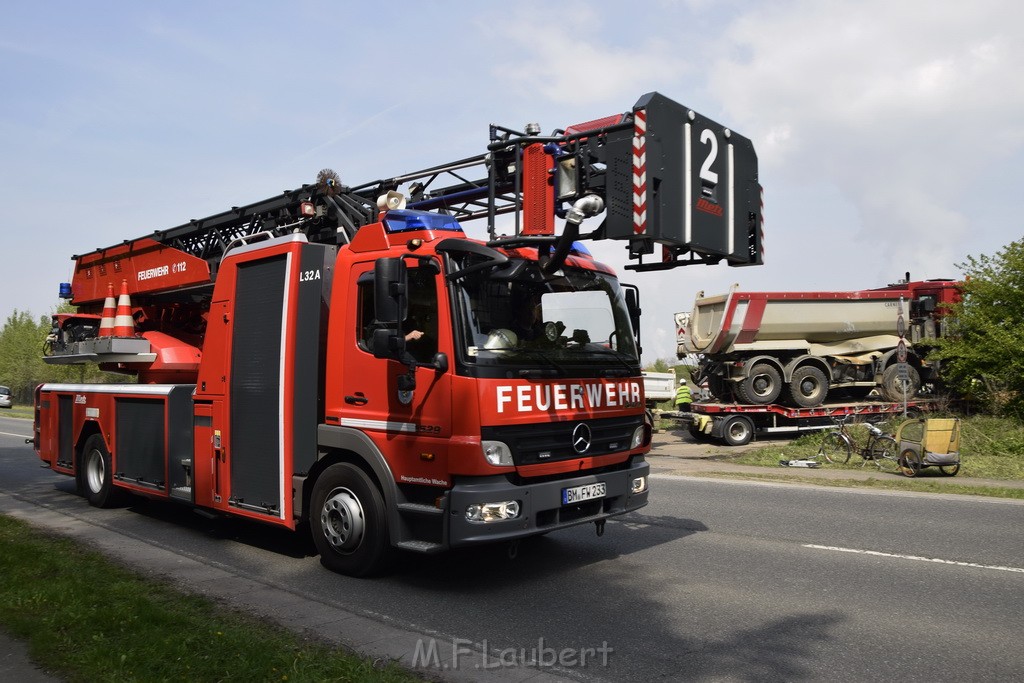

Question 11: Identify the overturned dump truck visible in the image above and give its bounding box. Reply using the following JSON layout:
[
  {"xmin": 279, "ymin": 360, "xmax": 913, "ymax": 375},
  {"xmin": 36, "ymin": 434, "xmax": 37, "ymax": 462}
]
[{"xmin": 677, "ymin": 277, "xmax": 961, "ymax": 407}]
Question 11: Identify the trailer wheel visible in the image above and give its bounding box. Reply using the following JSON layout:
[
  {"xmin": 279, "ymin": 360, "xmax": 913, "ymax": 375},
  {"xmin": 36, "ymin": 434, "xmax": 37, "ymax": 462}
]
[
  {"xmin": 721, "ymin": 415, "xmax": 754, "ymax": 446},
  {"xmin": 80, "ymin": 434, "xmax": 122, "ymax": 508},
  {"xmin": 737, "ymin": 363, "xmax": 782, "ymax": 404},
  {"xmin": 310, "ymin": 463, "xmax": 391, "ymax": 577},
  {"xmin": 898, "ymin": 449, "xmax": 922, "ymax": 477},
  {"xmin": 688, "ymin": 423, "xmax": 712, "ymax": 442},
  {"xmin": 787, "ymin": 366, "xmax": 829, "ymax": 407}
]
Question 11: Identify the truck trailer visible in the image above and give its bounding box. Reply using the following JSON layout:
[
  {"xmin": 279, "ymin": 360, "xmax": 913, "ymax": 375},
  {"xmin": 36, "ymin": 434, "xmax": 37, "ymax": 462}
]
[
  {"xmin": 32, "ymin": 92, "xmax": 762, "ymax": 576},
  {"xmin": 677, "ymin": 277, "xmax": 961, "ymax": 408}
]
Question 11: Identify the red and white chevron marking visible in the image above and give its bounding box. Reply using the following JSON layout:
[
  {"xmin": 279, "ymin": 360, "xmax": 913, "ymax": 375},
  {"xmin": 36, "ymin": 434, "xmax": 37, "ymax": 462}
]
[
  {"xmin": 632, "ymin": 109, "xmax": 647, "ymax": 234},
  {"xmin": 759, "ymin": 185, "xmax": 766, "ymax": 262}
]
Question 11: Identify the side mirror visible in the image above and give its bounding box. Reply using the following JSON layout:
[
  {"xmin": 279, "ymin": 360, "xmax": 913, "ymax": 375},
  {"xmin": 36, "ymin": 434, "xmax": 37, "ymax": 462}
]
[
  {"xmin": 374, "ymin": 257, "xmax": 407, "ymax": 324},
  {"xmin": 624, "ymin": 285, "xmax": 641, "ymax": 329},
  {"xmin": 623, "ymin": 284, "xmax": 642, "ymax": 354}
]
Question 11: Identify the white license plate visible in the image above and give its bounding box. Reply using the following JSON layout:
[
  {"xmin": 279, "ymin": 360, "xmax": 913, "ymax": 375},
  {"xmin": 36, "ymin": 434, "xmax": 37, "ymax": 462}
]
[{"xmin": 562, "ymin": 482, "xmax": 606, "ymax": 505}]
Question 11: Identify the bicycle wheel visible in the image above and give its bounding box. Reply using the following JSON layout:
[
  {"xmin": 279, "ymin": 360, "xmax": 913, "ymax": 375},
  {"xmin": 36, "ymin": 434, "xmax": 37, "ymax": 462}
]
[
  {"xmin": 820, "ymin": 432, "xmax": 852, "ymax": 464},
  {"xmin": 869, "ymin": 435, "xmax": 899, "ymax": 473}
]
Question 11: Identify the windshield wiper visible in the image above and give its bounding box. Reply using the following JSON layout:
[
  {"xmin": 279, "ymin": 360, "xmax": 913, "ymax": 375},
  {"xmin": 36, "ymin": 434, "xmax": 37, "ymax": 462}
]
[
  {"xmin": 515, "ymin": 347, "xmax": 568, "ymax": 378},
  {"xmin": 587, "ymin": 347, "xmax": 639, "ymax": 376}
]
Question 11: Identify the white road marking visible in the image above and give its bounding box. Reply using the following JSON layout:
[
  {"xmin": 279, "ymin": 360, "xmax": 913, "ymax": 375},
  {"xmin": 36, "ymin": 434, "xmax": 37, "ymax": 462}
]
[
  {"xmin": 803, "ymin": 544, "xmax": 1024, "ymax": 574},
  {"xmin": 0, "ymin": 431, "xmax": 31, "ymax": 439}
]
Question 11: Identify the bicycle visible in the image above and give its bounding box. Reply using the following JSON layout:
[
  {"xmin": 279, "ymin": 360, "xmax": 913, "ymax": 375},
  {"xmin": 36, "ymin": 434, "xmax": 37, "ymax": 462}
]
[{"xmin": 818, "ymin": 415, "xmax": 900, "ymax": 473}]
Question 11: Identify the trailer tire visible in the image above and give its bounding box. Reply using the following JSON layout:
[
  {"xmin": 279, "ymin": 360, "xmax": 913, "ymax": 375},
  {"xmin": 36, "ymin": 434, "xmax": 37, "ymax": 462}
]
[
  {"xmin": 786, "ymin": 366, "xmax": 829, "ymax": 407},
  {"xmin": 737, "ymin": 363, "xmax": 782, "ymax": 405},
  {"xmin": 310, "ymin": 463, "xmax": 391, "ymax": 577},
  {"xmin": 899, "ymin": 449, "xmax": 922, "ymax": 478},
  {"xmin": 880, "ymin": 364, "xmax": 921, "ymax": 402},
  {"xmin": 80, "ymin": 434, "xmax": 123, "ymax": 508},
  {"xmin": 721, "ymin": 415, "xmax": 754, "ymax": 446},
  {"xmin": 688, "ymin": 423, "xmax": 712, "ymax": 442}
]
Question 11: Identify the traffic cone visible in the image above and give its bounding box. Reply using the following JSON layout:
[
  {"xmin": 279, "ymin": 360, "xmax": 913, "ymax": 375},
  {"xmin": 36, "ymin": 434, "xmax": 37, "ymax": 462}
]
[
  {"xmin": 113, "ymin": 279, "xmax": 135, "ymax": 337},
  {"xmin": 98, "ymin": 283, "xmax": 116, "ymax": 337}
]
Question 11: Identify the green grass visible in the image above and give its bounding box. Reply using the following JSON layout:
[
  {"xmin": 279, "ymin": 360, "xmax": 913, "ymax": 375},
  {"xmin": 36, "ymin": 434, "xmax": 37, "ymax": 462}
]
[
  {"xmin": 1, "ymin": 405, "xmax": 33, "ymax": 420},
  {"xmin": 0, "ymin": 515, "xmax": 420, "ymax": 683}
]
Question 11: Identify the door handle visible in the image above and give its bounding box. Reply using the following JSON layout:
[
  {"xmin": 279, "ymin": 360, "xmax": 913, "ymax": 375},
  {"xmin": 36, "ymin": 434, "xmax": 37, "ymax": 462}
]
[{"xmin": 345, "ymin": 394, "xmax": 368, "ymax": 406}]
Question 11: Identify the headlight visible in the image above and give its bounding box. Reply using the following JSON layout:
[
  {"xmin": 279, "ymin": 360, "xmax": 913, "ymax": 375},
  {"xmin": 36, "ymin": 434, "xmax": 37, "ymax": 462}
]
[
  {"xmin": 631, "ymin": 476, "xmax": 648, "ymax": 494},
  {"xmin": 631, "ymin": 425, "xmax": 645, "ymax": 449},
  {"xmin": 481, "ymin": 440, "xmax": 513, "ymax": 467},
  {"xmin": 466, "ymin": 500, "xmax": 521, "ymax": 522}
]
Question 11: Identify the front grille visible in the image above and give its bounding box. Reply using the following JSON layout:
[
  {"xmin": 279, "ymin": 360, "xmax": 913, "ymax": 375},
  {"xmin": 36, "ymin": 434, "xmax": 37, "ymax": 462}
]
[{"xmin": 482, "ymin": 414, "xmax": 642, "ymax": 466}]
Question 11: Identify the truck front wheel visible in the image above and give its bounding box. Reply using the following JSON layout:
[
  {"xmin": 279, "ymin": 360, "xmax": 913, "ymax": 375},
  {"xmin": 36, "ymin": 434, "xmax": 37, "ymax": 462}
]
[
  {"xmin": 80, "ymin": 434, "xmax": 123, "ymax": 508},
  {"xmin": 786, "ymin": 366, "xmax": 829, "ymax": 407},
  {"xmin": 310, "ymin": 463, "xmax": 391, "ymax": 577}
]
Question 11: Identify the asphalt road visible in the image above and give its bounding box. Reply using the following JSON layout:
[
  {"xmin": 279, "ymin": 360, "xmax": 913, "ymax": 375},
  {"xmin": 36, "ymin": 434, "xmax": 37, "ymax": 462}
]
[{"xmin": 2, "ymin": 414, "xmax": 1023, "ymax": 682}]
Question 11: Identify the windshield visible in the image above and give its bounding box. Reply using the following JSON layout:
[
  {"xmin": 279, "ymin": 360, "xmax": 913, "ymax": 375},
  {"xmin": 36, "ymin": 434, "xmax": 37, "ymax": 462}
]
[{"xmin": 450, "ymin": 257, "xmax": 639, "ymax": 372}]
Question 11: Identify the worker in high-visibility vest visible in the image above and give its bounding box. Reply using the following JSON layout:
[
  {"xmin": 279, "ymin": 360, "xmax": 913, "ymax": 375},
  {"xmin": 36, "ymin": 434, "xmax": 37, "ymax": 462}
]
[{"xmin": 675, "ymin": 379, "xmax": 692, "ymax": 413}]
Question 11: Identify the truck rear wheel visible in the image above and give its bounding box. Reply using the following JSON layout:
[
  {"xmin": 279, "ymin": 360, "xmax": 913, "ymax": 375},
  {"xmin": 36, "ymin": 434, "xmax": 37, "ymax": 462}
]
[
  {"xmin": 737, "ymin": 363, "xmax": 782, "ymax": 404},
  {"xmin": 707, "ymin": 375, "xmax": 729, "ymax": 401},
  {"xmin": 721, "ymin": 415, "xmax": 754, "ymax": 446},
  {"xmin": 786, "ymin": 366, "xmax": 829, "ymax": 407},
  {"xmin": 310, "ymin": 463, "xmax": 391, "ymax": 577},
  {"xmin": 80, "ymin": 434, "xmax": 123, "ymax": 508},
  {"xmin": 880, "ymin": 364, "xmax": 920, "ymax": 402}
]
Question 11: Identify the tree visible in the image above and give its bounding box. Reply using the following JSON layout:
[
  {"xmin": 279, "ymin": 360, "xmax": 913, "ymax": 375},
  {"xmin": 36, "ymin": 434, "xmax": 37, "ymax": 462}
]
[
  {"xmin": 645, "ymin": 357, "xmax": 672, "ymax": 373},
  {"xmin": 0, "ymin": 304, "xmax": 125, "ymax": 403},
  {"xmin": 0, "ymin": 310, "xmax": 51, "ymax": 402},
  {"xmin": 929, "ymin": 238, "xmax": 1024, "ymax": 420}
]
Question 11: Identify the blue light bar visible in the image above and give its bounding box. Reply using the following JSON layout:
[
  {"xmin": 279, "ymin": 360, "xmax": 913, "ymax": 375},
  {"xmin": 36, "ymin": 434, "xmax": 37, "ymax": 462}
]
[
  {"xmin": 59, "ymin": 282, "xmax": 73, "ymax": 299},
  {"xmin": 382, "ymin": 209, "xmax": 464, "ymax": 234},
  {"xmin": 569, "ymin": 241, "xmax": 592, "ymax": 257}
]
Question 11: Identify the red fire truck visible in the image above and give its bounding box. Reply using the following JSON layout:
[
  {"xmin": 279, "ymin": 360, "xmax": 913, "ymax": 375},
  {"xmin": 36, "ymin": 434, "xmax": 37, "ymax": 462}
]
[{"xmin": 32, "ymin": 92, "xmax": 762, "ymax": 576}]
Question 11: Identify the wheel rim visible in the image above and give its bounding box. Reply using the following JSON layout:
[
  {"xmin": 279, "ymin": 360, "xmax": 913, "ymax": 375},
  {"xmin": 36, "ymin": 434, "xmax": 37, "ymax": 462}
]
[
  {"xmin": 821, "ymin": 433, "xmax": 850, "ymax": 464},
  {"xmin": 751, "ymin": 374, "xmax": 775, "ymax": 399},
  {"xmin": 86, "ymin": 448, "xmax": 105, "ymax": 494},
  {"xmin": 799, "ymin": 376, "xmax": 823, "ymax": 399},
  {"xmin": 320, "ymin": 487, "xmax": 365, "ymax": 553},
  {"xmin": 726, "ymin": 420, "xmax": 750, "ymax": 443},
  {"xmin": 899, "ymin": 450, "xmax": 920, "ymax": 477}
]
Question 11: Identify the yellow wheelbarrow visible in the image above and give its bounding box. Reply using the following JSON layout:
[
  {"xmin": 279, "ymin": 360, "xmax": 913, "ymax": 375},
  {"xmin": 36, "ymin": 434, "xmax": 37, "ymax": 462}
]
[{"xmin": 894, "ymin": 418, "xmax": 962, "ymax": 477}]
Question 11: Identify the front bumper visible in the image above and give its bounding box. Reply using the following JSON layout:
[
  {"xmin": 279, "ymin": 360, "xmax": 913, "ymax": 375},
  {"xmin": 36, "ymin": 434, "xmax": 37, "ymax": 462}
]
[{"xmin": 447, "ymin": 457, "xmax": 649, "ymax": 546}]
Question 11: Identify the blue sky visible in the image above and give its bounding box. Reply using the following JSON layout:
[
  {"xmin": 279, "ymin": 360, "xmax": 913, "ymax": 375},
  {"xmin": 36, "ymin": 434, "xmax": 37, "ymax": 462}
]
[{"xmin": 2, "ymin": 0, "xmax": 1021, "ymax": 363}]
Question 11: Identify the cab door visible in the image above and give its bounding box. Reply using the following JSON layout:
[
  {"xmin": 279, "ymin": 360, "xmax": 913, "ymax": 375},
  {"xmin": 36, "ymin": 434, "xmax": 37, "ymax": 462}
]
[{"xmin": 339, "ymin": 261, "xmax": 454, "ymax": 484}]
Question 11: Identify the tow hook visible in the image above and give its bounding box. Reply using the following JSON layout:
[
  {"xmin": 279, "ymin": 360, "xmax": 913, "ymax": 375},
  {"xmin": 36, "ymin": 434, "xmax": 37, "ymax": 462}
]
[
  {"xmin": 595, "ymin": 520, "xmax": 606, "ymax": 537},
  {"xmin": 507, "ymin": 539, "xmax": 520, "ymax": 560}
]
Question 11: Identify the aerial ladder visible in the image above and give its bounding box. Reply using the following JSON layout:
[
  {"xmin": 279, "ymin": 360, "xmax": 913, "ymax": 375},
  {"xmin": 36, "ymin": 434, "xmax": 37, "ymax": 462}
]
[{"xmin": 46, "ymin": 92, "xmax": 761, "ymax": 377}]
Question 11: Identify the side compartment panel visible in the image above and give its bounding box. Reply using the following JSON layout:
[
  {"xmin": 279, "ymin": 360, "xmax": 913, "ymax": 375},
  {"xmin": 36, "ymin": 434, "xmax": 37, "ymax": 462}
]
[
  {"xmin": 57, "ymin": 394, "xmax": 74, "ymax": 469},
  {"xmin": 229, "ymin": 256, "xmax": 286, "ymax": 514},
  {"xmin": 115, "ymin": 398, "xmax": 166, "ymax": 489}
]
